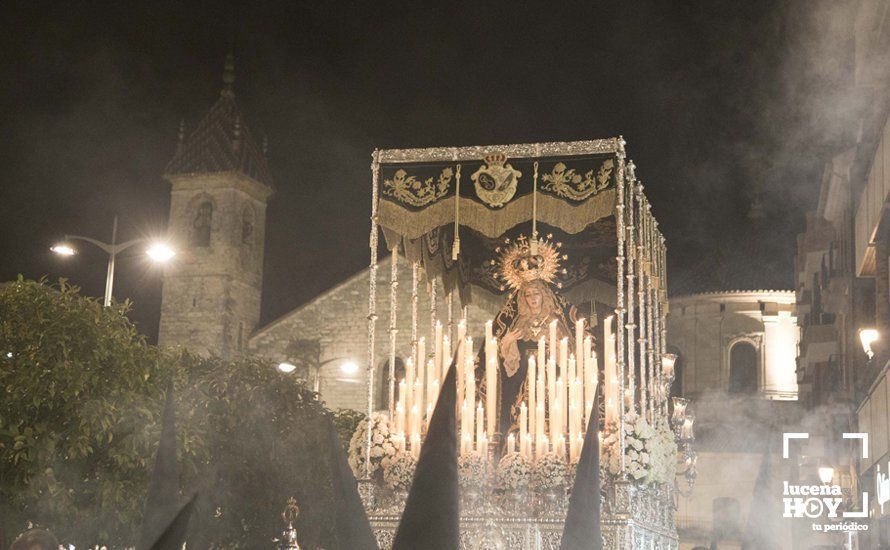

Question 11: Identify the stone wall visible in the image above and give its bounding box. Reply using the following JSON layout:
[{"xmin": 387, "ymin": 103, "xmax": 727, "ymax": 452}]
[
  {"xmin": 667, "ymin": 291, "xmax": 799, "ymax": 400},
  {"xmin": 159, "ymin": 172, "xmax": 270, "ymax": 359},
  {"xmin": 248, "ymin": 254, "xmax": 494, "ymax": 411}
]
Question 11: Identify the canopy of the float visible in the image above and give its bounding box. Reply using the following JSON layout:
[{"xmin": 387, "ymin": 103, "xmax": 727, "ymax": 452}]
[{"xmin": 375, "ymin": 139, "xmax": 624, "ymax": 309}]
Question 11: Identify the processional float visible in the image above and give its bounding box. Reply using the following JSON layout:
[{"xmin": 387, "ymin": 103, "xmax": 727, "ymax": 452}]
[{"xmin": 350, "ymin": 138, "xmax": 687, "ymax": 549}]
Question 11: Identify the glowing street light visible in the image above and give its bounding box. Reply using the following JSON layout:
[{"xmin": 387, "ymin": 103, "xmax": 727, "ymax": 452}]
[
  {"xmin": 146, "ymin": 242, "xmax": 176, "ymax": 263},
  {"xmin": 50, "ymin": 243, "xmax": 76, "ymax": 256},
  {"xmin": 340, "ymin": 361, "xmax": 359, "ymax": 375},
  {"xmin": 276, "ymin": 356, "xmax": 358, "ymax": 392},
  {"xmin": 52, "ymin": 215, "xmax": 175, "ymax": 306},
  {"xmin": 860, "ymin": 328, "xmax": 879, "ymax": 359},
  {"xmin": 277, "ymin": 362, "xmax": 297, "ymax": 374}
]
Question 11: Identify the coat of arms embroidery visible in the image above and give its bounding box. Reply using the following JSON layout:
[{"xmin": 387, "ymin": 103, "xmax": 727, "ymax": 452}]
[{"xmin": 471, "ymin": 153, "xmax": 522, "ymax": 208}]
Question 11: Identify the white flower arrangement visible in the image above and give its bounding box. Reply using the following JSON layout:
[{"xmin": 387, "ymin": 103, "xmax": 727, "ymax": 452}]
[
  {"xmin": 601, "ymin": 411, "xmax": 678, "ymax": 485},
  {"xmin": 496, "ymin": 451, "xmax": 531, "ymax": 490},
  {"xmin": 347, "ymin": 412, "xmax": 398, "ymax": 478},
  {"xmin": 648, "ymin": 417, "xmax": 678, "ymax": 484},
  {"xmin": 533, "ymin": 452, "xmax": 568, "ymax": 491},
  {"xmin": 458, "ymin": 453, "xmax": 490, "ymax": 488},
  {"xmin": 383, "ymin": 450, "xmax": 417, "ymax": 490}
]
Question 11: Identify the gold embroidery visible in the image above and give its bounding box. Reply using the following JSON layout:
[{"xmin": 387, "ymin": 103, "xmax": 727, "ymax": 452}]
[
  {"xmin": 540, "ymin": 159, "xmax": 614, "ymax": 201},
  {"xmin": 471, "ymin": 153, "xmax": 522, "ymax": 208},
  {"xmin": 382, "ymin": 167, "xmax": 453, "ymax": 207}
]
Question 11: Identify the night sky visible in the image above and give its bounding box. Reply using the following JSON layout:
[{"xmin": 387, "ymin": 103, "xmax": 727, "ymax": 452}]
[{"xmin": 0, "ymin": 1, "xmax": 858, "ymax": 341}]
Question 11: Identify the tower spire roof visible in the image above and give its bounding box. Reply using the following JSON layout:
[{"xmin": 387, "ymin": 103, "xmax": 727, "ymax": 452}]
[
  {"xmin": 221, "ymin": 52, "xmax": 235, "ymax": 98},
  {"xmin": 165, "ymin": 54, "xmax": 272, "ymax": 189}
]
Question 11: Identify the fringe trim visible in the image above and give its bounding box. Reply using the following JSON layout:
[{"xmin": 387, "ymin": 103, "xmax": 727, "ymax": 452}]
[{"xmin": 378, "ymin": 188, "xmax": 616, "ymax": 240}]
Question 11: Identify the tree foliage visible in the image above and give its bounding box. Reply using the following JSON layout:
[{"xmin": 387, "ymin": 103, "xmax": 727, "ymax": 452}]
[{"xmin": 0, "ymin": 278, "xmax": 351, "ymax": 548}]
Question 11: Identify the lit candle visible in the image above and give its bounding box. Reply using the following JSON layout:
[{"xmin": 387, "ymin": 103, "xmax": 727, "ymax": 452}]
[
  {"xmin": 603, "ymin": 316, "xmax": 618, "ymax": 425},
  {"xmin": 559, "ymin": 337, "xmax": 569, "ymax": 379},
  {"xmin": 549, "ymin": 319, "xmax": 558, "ymax": 363},
  {"xmin": 537, "ymin": 337, "xmax": 546, "ymax": 380},
  {"xmin": 461, "ymin": 400, "xmax": 470, "ymax": 456},
  {"xmin": 405, "ymin": 357, "xmax": 415, "ymax": 422},
  {"xmin": 410, "ymin": 404, "xmax": 419, "ymax": 439},
  {"xmin": 434, "ymin": 320, "xmax": 443, "ymax": 380},
  {"xmin": 575, "ymin": 318, "xmax": 585, "ymax": 370},
  {"xmin": 476, "ymin": 401, "xmax": 484, "ymax": 452},
  {"xmin": 485, "ymin": 319, "xmax": 493, "ymax": 343},
  {"xmin": 527, "ymin": 356, "xmax": 536, "ymax": 441},
  {"xmin": 417, "ymin": 338, "xmax": 426, "ymax": 412},
  {"xmin": 556, "ymin": 434, "xmax": 566, "ymax": 459},
  {"xmin": 414, "ymin": 379, "xmax": 423, "ymax": 428},
  {"xmin": 507, "ymin": 433, "xmax": 516, "ymax": 454},
  {"xmin": 681, "ymin": 415, "xmax": 695, "ymax": 440},
  {"xmin": 432, "ymin": 378, "xmax": 440, "ymax": 405},
  {"xmin": 547, "ymin": 358, "xmax": 556, "ymax": 433},
  {"xmin": 480, "ymin": 432, "xmax": 489, "ymax": 457},
  {"xmin": 396, "ymin": 397, "xmax": 406, "ymax": 434},
  {"xmin": 486, "ymin": 348, "xmax": 497, "ymax": 436},
  {"xmin": 519, "ymin": 402, "xmax": 528, "ymax": 450},
  {"xmin": 569, "ymin": 403, "xmax": 578, "ymax": 462},
  {"xmin": 426, "ymin": 359, "xmax": 436, "ymax": 408},
  {"xmin": 411, "ymin": 433, "xmax": 421, "ymax": 458}
]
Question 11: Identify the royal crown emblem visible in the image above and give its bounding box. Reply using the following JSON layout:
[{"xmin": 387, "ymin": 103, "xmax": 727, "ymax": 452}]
[
  {"xmin": 471, "ymin": 153, "xmax": 522, "ymax": 208},
  {"xmin": 493, "ymin": 234, "xmax": 567, "ymax": 291}
]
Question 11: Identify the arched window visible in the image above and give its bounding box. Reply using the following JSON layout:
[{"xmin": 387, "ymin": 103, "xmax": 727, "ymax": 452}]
[
  {"xmin": 378, "ymin": 358, "xmax": 406, "ymax": 410},
  {"xmin": 729, "ymin": 342, "xmax": 758, "ymax": 394},
  {"xmin": 191, "ymin": 201, "xmax": 213, "ymax": 247},
  {"xmin": 241, "ymin": 204, "xmax": 254, "ymax": 245}
]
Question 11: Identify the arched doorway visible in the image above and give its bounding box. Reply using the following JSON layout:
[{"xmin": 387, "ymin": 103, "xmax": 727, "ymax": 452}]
[{"xmin": 729, "ymin": 342, "xmax": 758, "ymax": 394}]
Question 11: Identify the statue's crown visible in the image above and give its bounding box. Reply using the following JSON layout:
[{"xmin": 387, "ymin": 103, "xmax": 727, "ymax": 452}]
[
  {"xmin": 493, "ymin": 234, "xmax": 567, "ymax": 291},
  {"xmin": 484, "ymin": 153, "xmax": 507, "ymax": 167}
]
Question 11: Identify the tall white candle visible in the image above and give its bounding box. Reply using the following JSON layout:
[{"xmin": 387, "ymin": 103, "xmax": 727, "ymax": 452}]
[
  {"xmin": 405, "ymin": 357, "xmax": 415, "ymax": 423},
  {"xmin": 411, "ymin": 433, "xmax": 421, "ymax": 459},
  {"xmin": 396, "ymin": 399, "xmax": 405, "ymax": 435},
  {"xmin": 604, "ymin": 316, "xmax": 618, "ymax": 425},
  {"xmin": 486, "ymin": 349, "xmax": 497, "ymax": 435},
  {"xmin": 519, "ymin": 402, "xmax": 528, "ymax": 449},
  {"xmin": 559, "ymin": 337, "xmax": 569, "ymax": 379},
  {"xmin": 507, "ymin": 433, "xmax": 516, "ymax": 454},
  {"xmin": 537, "ymin": 337, "xmax": 546, "ymax": 380},
  {"xmin": 434, "ymin": 320, "xmax": 443, "ymax": 380},
  {"xmin": 476, "ymin": 401, "xmax": 484, "ymax": 451},
  {"xmin": 547, "ymin": 358, "xmax": 556, "ymax": 434},
  {"xmin": 461, "ymin": 400, "xmax": 469, "ymax": 456},
  {"xmin": 549, "ymin": 319, "xmax": 558, "ymax": 364},
  {"xmin": 575, "ymin": 318, "xmax": 585, "ymax": 370},
  {"xmin": 528, "ymin": 355, "xmax": 536, "ymax": 441},
  {"xmin": 417, "ymin": 338, "xmax": 426, "ymax": 412},
  {"xmin": 426, "ymin": 359, "xmax": 436, "ymax": 408}
]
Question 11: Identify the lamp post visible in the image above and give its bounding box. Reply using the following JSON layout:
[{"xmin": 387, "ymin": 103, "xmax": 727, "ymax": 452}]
[
  {"xmin": 52, "ymin": 215, "xmax": 175, "ymax": 306},
  {"xmin": 277, "ymin": 356, "xmax": 358, "ymax": 393}
]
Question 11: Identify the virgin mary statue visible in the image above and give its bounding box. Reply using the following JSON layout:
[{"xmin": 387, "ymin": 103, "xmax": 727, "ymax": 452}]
[{"xmin": 478, "ymin": 236, "xmax": 590, "ymax": 439}]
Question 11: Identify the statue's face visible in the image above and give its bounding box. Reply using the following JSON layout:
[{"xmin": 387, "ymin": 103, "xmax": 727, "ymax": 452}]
[{"xmin": 522, "ymin": 285, "xmax": 544, "ymax": 314}]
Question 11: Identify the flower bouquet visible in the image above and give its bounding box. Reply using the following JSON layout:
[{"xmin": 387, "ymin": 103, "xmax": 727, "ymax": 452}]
[
  {"xmin": 383, "ymin": 450, "xmax": 417, "ymax": 491},
  {"xmin": 347, "ymin": 411, "xmax": 398, "ymax": 479},
  {"xmin": 496, "ymin": 451, "xmax": 531, "ymax": 490}
]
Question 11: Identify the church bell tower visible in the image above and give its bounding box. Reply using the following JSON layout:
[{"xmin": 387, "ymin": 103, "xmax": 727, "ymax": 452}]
[{"xmin": 158, "ymin": 54, "xmax": 273, "ymax": 358}]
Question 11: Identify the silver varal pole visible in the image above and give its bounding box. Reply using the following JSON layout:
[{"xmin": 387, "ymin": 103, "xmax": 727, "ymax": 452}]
[
  {"xmin": 365, "ymin": 151, "xmax": 380, "ymax": 478},
  {"xmin": 388, "ymin": 244, "xmax": 399, "ymax": 419},
  {"xmin": 615, "ymin": 140, "xmax": 628, "ymax": 474}
]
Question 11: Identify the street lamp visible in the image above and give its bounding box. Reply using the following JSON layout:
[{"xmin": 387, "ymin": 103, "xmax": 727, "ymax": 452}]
[
  {"xmin": 52, "ymin": 215, "xmax": 174, "ymax": 306},
  {"xmin": 276, "ymin": 356, "xmax": 357, "ymax": 392},
  {"xmin": 860, "ymin": 328, "xmax": 879, "ymax": 359}
]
